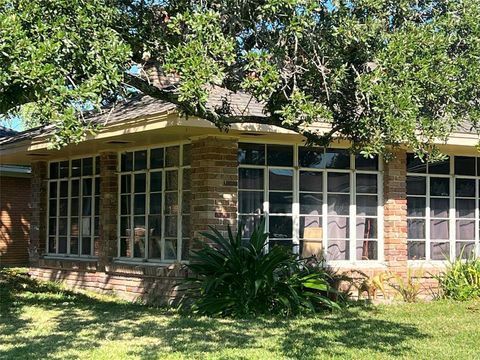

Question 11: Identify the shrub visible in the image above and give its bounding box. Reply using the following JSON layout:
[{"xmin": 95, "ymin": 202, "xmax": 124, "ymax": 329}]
[
  {"xmin": 435, "ymin": 256, "xmax": 480, "ymax": 301},
  {"xmin": 180, "ymin": 224, "xmax": 343, "ymax": 317},
  {"xmin": 388, "ymin": 268, "xmax": 424, "ymax": 303}
]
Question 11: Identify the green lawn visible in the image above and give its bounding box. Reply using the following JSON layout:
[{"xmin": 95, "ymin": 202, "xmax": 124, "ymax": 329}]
[{"xmin": 1, "ymin": 268, "xmax": 479, "ymax": 360}]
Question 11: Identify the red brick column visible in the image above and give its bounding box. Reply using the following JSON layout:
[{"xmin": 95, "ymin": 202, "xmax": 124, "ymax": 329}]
[
  {"xmin": 383, "ymin": 149, "xmax": 408, "ymax": 275},
  {"xmin": 29, "ymin": 161, "xmax": 47, "ymax": 266},
  {"xmin": 98, "ymin": 152, "xmax": 118, "ymax": 270},
  {"xmin": 190, "ymin": 136, "xmax": 238, "ymax": 250}
]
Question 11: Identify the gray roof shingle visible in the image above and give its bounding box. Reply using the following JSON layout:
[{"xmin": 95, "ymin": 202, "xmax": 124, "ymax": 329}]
[
  {"xmin": 0, "ymin": 126, "xmax": 18, "ymax": 138},
  {"xmin": 1, "ymin": 86, "xmax": 476, "ymax": 147},
  {"xmin": 0, "ymin": 87, "xmax": 266, "ymax": 146}
]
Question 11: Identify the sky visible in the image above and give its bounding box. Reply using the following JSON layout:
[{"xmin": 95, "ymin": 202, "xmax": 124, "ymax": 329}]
[
  {"xmin": 0, "ymin": 64, "xmax": 142, "ymax": 132},
  {"xmin": 0, "ymin": 116, "xmax": 23, "ymax": 131}
]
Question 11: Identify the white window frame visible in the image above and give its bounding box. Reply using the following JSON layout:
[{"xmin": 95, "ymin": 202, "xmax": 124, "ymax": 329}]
[
  {"xmin": 46, "ymin": 156, "xmax": 100, "ymax": 258},
  {"xmin": 116, "ymin": 142, "xmax": 190, "ymax": 263},
  {"xmin": 237, "ymin": 141, "xmax": 384, "ymax": 265},
  {"xmin": 407, "ymin": 155, "xmax": 480, "ymax": 263},
  {"xmin": 453, "ymin": 176, "xmax": 478, "ymax": 260}
]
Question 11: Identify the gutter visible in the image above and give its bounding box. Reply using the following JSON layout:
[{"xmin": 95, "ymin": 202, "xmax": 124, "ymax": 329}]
[{"xmin": 0, "ymin": 165, "xmax": 32, "ymax": 178}]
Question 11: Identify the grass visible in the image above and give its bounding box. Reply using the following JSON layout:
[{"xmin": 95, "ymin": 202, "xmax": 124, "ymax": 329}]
[{"xmin": 1, "ymin": 268, "xmax": 480, "ymax": 360}]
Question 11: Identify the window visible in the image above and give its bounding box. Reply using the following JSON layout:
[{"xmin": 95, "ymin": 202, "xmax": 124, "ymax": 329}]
[
  {"xmin": 238, "ymin": 143, "xmax": 381, "ymax": 261},
  {"xmin": 407, "ymin": 154, "xmax": 480, "ymax": 261},
  {"xmin": 238, "ymin": 144, "xmax": 294, "ymax": 248},
  {"xmin": 118, "ymin": 144, "xmax": 190, "ymax": 261},
  {"xmin": 48, "ymin": 156, "xmax": 100, "ymax": 256}
]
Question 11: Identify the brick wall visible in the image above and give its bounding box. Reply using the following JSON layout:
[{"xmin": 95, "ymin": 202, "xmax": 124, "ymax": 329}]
[
  {"xmin": 0, "ymin": 176, "xmax": 31, "ymax": 266},
  {"xmin": 142, "ymin": 62, "xmax": 180, "ymax": 88},
  {"xmin": 30, "ymin": 259, "xmax": 190, "ymax": 304},
  {"xmin": 26, "ymin": 141, "xmax": 443, "ymax": 303},
  {"xmin": 29, "ymin": 161, "xmax": 47, "ymax": 266},
  {"xmin": 98, "ymin": 152, "xmax": 118, "ymax": 270},
  {"xmin": 190, "ymin": 135, "xmax": 238, "ymax": 249},
  {"xmin": 383, "ymin": 149, "xmax": 408, "ymax": 275}
]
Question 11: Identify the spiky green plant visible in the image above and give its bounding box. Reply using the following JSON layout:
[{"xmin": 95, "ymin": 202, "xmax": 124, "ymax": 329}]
[
  {"xmin": 435, "ymin": 255, "xmax": 480, "ymax": 301},
  {"xmin": 179, "ymin": 223, "xmax": 342, "ymax": 317}
]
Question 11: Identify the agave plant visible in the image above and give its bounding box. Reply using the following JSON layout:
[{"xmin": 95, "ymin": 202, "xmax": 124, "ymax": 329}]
[{"xmin": 179, "ymin": 222, "xmax": 342, "ymax": 317}]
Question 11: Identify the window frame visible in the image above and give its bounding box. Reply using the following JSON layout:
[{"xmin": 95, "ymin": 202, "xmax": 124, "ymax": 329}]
[
  {"xmin": 454, "ymin": 176, "xmax": 477, "ymax": 259},
  {"xmin": 46, "ymin": 155, "xmax": 100, "ymax": 258},
  {"xmin": 407, "ymin": 155, "xmax": 480, "ymax": 263},
  {"xmin": 116, "ymin": 141, "xmax": 191, "ymax": 263},
  {"xmin": 237, "ymin": 141, "xmax": 384, "ymax": 264}
]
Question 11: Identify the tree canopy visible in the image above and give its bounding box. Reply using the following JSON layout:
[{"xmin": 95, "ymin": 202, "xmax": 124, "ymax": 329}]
[{"xmin": 1, "ymin": 0, "xmax": 480, "ymax": 157}]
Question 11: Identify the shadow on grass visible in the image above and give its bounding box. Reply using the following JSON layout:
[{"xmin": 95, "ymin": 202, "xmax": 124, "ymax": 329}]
[
  {"xmin": 279, "ymin": 310, "xmax": 426, "ymax": 359},
  {"xmin": 0, "ymin": 268, "xmax": 428, "ymax": 359},
  {"xmin": 129, "ymin": 310, "xmax": 427, "ymax": 360}
]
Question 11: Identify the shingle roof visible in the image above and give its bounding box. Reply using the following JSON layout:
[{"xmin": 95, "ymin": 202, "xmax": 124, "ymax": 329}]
[
  {"xmin": 456, "ymin": 119, "xmax": 478, "ymax": 134},
  {"xmin": 0, "ymin": 86, "xmax": 476, "ymax": 147},
  {"xmin": 0, "ymin": 126, "xmax": 18, "ymax": 138},
  {"xmin": 0, "ymin": 87, "xmax": 266, "ymax": 146},
  {"xmin": 84, "ymin": 94, "xmax": 177, "ymax": 125},
  {"xmin": 0, "ymin": 125, "xmax": 44, "ymax": 146},
  {"xmin": 206, "ymin": 86, "xmax": 266, "ymax": 117}
]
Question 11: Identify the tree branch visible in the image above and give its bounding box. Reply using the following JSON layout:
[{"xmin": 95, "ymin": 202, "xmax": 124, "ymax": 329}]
[
  {"xmin": 124, "ymin": 72, "xmax": 274, "ymax": 125},
  {"xmin": 123, "ymin": 72, "xmax": 340, "ymax": 147}
]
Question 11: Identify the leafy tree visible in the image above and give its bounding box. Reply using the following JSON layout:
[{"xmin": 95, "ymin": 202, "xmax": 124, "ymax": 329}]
[
  {"xmin": 1, "ymin": 0, "xmax": 479, "ymax": 157},
  {"xmin": 0, "ymin": 0, "xmax": 131, "ymax": 145}
]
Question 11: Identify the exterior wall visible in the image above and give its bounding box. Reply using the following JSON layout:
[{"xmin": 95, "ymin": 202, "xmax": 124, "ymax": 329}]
[
  {"xmin": 98, "ymin": 152, "xmax": 118, "ymax": 269},
  {"xmin": 332, "ymin": 149, "xmax": 438, "ymax": 300},
  {"xmin": 0, "ymin": 176, "xmax": 31, "ymax": 266},
  {"xmin": 383, "ymin": 149, "xmax": 408, "ymax": 274},
  {"xmin": 30, "ymin": 259, "xmax": 188, "ymax": 304},
  {"xmin": 190, "ymin": 136, "xmax": 238, "ymax": 249},
  {"xmin": 28, "ymin": 137, "xmax": 240, "ymax": 303},
  {"xmin": 29, "ymin": 161, "xmax": 48, "ymax": 266},
  {"xmin": 27, "ymin": 139, "xmax": 443, "ymax": 302}
]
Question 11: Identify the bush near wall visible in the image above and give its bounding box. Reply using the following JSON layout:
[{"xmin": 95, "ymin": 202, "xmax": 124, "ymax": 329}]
[
  {"xmin": 435, "ymin": 257, "xmax": 480, "ymax": 301},
  {"xmin": 180, "ymin": 225, "xmax": 345, "ymax": 317}
]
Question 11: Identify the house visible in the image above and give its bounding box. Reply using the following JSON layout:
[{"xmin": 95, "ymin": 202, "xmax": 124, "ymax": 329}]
[
  {"xmin": 0, "ymin": 88, "xmax": 479, "ymax": 301},
  {"xmin": 0, "ymin": 126, "xmax": 31, "ymax": 266}
]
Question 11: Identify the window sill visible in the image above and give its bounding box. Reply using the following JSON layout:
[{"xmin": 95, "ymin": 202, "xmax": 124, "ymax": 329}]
[
  {"xmin": 42, "ymin": 255, "xmax": 98, "ymax": 262},
  {"xmin": 407, "ymin": 260, "xmax": 449, "ymax": 269},
  {"xmin": 113, "ymin": 258, "xmax": 189, "ymax": 267},
  {"xmin": 326, "ymin": 261, "xmax": 388, "ymax": 270}
]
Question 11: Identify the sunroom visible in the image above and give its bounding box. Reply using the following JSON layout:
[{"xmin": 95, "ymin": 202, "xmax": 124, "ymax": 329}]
[{"xmin": 1, "ymin": 95, "xmax": 480, "ymax": 300}]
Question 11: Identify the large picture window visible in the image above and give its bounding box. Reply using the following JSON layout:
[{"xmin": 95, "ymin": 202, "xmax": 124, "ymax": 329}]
[
  {"xmin": 118, "ymin": 143, "xmax": 190, "ymax": 262},
  {"xmin": 48, "ymin": 156, "xmax": 100, "ymax": 256},
  {"xmin": 407, "ymin": 154, "xmax": 480, "ymax": 261},
  {"xmin": 238, "ymin": 143, "xmax": 382, "ymax": 261}
]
